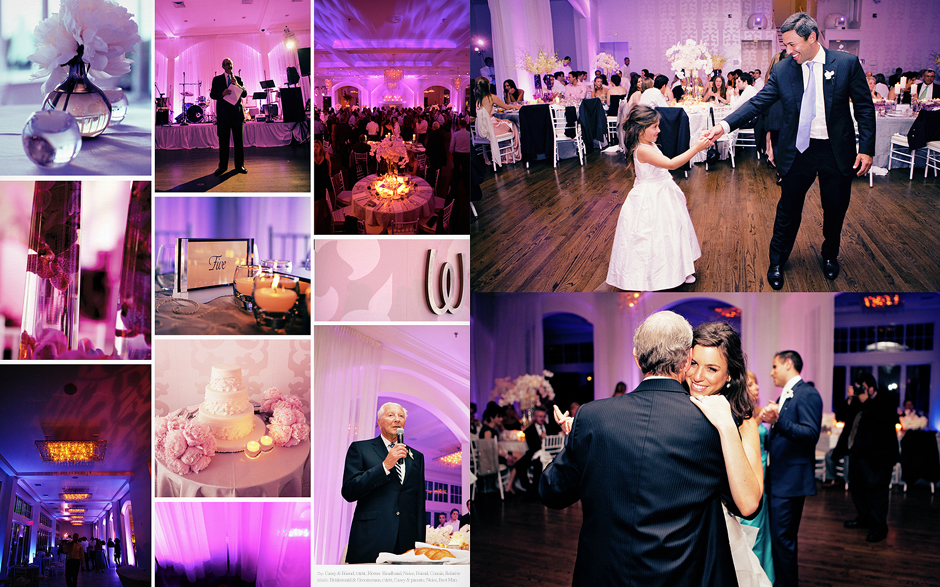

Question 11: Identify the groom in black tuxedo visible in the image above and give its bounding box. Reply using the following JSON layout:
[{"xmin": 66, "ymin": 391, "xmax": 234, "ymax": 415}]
[
  {"xmin": 704, "ymin": 12, "xmax": 875, "ymax": 289},
  {"xmin": 761, "ymin": 350, "xmax": 823, "ymax": 587},
  {"xmin": 539, "ymin": 311, "xmax": 759, "ymax": 587},
  {"xmin": 209, "ymin": 57, "xmax": 248, "ymax": 176}
]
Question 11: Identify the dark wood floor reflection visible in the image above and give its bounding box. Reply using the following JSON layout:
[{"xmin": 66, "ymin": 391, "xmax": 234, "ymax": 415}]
[
  {"xmin": 471, "ymin": 481, "xmax": 940, "ymax": 587},
  {"xmin": 470, "ymin": 150, "xmax": 940, "ymax": 292},
  {"xmin": 156, "ymin": 144, "xmax": 311, "ymax": 193}
]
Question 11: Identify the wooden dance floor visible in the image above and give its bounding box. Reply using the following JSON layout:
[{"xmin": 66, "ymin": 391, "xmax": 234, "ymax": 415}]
[
  {"xmin": 470, "ymin": 481, "xmax": 940, "ymax": 587},
  {"xmin": 156, "ymin": 145, "xmax": 310, "ymax": 193},
  {"xmin": 470, "ymin": 150, "xmax": 940, "ymax": 292}
]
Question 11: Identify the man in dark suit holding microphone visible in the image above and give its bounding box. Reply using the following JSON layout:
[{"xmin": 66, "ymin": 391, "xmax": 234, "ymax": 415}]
[
  {"xmin": 703, "ymin": 12, "xmax": 875, "ymax": 290},
  {"xmin": 341, "ymin": 402, "xmax": 426, "ymax": 564},
  {"xmin": 210, "ymin": 57, "xmax": 248, "ymax": 176},
  {"xmin": 761, "ymin": 350, "xmax": 823, "ymax": 587},
  {"xmin": 539, "ymin": 311, "xmax": 761, "ymax": 587}
]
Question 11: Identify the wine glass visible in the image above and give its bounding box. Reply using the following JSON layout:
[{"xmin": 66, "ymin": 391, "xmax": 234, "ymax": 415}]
[{"xmin": 155, "ymin": 245, "xmax": 175, "ymax": 291}]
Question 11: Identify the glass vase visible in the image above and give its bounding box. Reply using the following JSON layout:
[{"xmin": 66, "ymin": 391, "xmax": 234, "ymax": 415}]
[
  {"xmin": 533, "ymin": 74, "xmax": 543, "ymax": 100},
  {"xmin": 19, "ymin": 182, "xmax": 82, "ymax": 359},
  {"xmin": 114, "ymin": 181, "xmax": 152, "ymax": 360},
  {"xmin": 42, "ymin": 59, "xmax": 112, "ymax": 138}
]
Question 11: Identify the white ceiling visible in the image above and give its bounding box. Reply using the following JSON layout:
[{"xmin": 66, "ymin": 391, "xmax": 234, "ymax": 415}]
[
  {"xmin": 314, "ymin": 0, "xmax": 471, "ymax": 78},
  {"xmin": 0, "ymin": 365, "xmax": 150, "ymax": 527},
  {"xmin": 155, "ymin": 0, "xmax": 311, "ymax": 38}
]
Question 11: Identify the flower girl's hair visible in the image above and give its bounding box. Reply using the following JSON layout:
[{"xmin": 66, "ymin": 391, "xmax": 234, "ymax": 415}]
[{"xmin": 621, "ymin": 105, "xmax": 660, "ymax": 172}]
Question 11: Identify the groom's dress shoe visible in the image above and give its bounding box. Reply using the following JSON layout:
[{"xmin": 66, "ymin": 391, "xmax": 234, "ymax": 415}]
[
  {"xmin": 767, "ymin": 265, "xmax": 784, "ymax": 290},
  {"xmin": 823, "ymin": 258, "xmax": 840, "ymax": 280}
]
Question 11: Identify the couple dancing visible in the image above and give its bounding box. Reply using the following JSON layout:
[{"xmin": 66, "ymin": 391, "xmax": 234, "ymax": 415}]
[
  {"xmin": 605, "ymin": 12, "xmax": 875, "ymax": 291},
  {"xmin": 541, "ymin": 311, "xmax": 822, "ymax": 587}
]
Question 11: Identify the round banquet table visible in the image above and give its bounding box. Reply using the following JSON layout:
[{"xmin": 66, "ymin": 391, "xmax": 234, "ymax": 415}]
[
  {"xmin": 349, "ymin": 174, "xmax": 434, "ymax": 230},
  {"xmin": 872, "ymin": 114, "xmax": 918, "ymax": 168},
  {"xmin": 2, "ymin": 103, "xmax": 151, "ymax": 176},
  {"xmin": 156, "ymin": 428, "xmax": 310, "ymax": 497}
]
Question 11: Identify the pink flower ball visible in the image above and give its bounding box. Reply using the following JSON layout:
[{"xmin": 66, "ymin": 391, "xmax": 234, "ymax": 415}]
[
  {"xmin": 164, "ymin": 429, "xmax": 187, "ymax": 459},
  {"xmin": 268, "ymin": 423, "xmax": 292, "ymax": 446},
  {"xmin": 202, "ymin": 435, "xmax": 217, "ymax": 457},
  {"xmin": 292, "ymin": 421, "xmax": 310, "ymax": 442},
  {"xmin": 190, "ymin": 454, "xmax": 212, "ymax": 473},
  {"xmin": 272, "ymin": 404, "xmax": 295, "ymax": 426},
  {"xmin": 180, "ymin": 446, "xmax": 205, "ymax": 466},
  {"xmin": 183, "ymin": 422, "xmax": 211, "ymax": 446},
  {"xmin": 154, "ymin": 418, "xmax": 168, "ymax": 440},
  {"xmin": 292, "ymin": 408, "xmax": 306, "ymax": 425},
  {"xmin": 284, "ymin": 396, "xmax": 303, "ymax": 411},
  {"xmin": 262, "ymin": 387, "xmax": 282, "ymax": 400},
  {"xmin": 165, "ymin": 457, "xmax": 191, "ymax": 476}
]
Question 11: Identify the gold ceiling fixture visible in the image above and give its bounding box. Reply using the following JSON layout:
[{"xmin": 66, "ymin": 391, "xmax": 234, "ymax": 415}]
[
  {"xmin": 436, "ymin": 451, "xmax": 462, "ymax": 467},
  {"xmin": 36, "ymin": 440, "xmax": 107, "ymax": 465},
  {"xmin": 384, "ymin": 69, "xmax": 403, "ymax": 90},
  {"xmin": 60, "ymin": 493, "xmax": 92, "ymax": 500}
]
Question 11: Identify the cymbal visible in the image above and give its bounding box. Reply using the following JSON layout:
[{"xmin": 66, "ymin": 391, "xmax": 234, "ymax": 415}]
[{"xmin": 180, "ymin": 92, "xmax": 194, "ymax": 96}]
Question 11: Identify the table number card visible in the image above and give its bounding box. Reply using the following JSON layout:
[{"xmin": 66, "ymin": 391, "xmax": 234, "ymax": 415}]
[{"xmin": 175, "ymin": 238, "xmax": 254, "ymax": 294}]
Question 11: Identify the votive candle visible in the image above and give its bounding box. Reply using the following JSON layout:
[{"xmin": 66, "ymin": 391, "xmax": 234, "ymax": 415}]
[
  {"xmin": 234, "ymin": 277, "xmax": 255, "ymax": 296},
  {"xmin": 260, "ymin": 435, "xmax": 274, "ymax": 452},
  {"xmin": 254, "ymin": 287, "xmax": 298, "ymax": 312},
  {"xmin": 245, "ymin": 440, "xmax": 261, "ymax": 458}
]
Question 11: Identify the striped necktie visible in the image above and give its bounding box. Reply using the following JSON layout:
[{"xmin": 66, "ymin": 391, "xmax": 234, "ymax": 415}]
[{"xmin": 389, "ymin": 443, "xmax": 404, "ymax": 483}]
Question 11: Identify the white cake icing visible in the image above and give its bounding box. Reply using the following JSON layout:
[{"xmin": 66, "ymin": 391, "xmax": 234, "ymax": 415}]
[{"xmin": 197, "ymin": 364, "xmax": 254, "ymax": 440}]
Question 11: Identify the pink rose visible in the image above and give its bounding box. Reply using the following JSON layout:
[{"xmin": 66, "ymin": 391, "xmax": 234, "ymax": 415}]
[
  {"xmin": 202, "ymin": 435, "xmax": 217, "ymax": 457},
  {"xmin": 272, "ymin": 404, "xmax": 295, "ymax": 426},
  {"xmin": 261, "ymin": 387, "xmax": 284, "ymax": 412},
  {"xmin": 292, "ymin": 408, "xmax": 306, "ymax": 426},
  {"xmin": 155, "ymin": 438, "xmax": 165, "ymax": 456},
  {"xmin": 291, "ymin": 421, "xmax": 310, "ymax": 442},
  {"xmin": 268, "ymin": 423, "xmax": 293, "ymax": 446},
  {"xmin": 180, "ymin": 446, "xmax": 205, "ymax": 466},
  {"xmin": 190, "ymin": 454, "xmax": 212, "ymax": 473},
  {"xmin": 183, "ymin": 422, "xmax": 211, "ymax": 446},
  {"xmin": 284, "ymin": 396, "xmax": 303, "ymax": 411},
  {"xmin": 166, "ymin": 417, "xmax": 186, "ymax": 432},
  {"xmin": 164, "ymin": 430, "xmax": 187, "ymax": 459},
  {"xmin": 165, "ymin": 457, "xmax": 191, "ymax": 476},
  {"xmin": 154, "ymin": 418, "xmax": 168, "ymax": 441}
]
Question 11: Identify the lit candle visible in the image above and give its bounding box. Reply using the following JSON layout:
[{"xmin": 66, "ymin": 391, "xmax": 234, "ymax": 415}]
[
  {"xmin": 254, "ymin": 275, "xmax": 298, "ymax": 313},
  {"xmin": 900, "ymin": 76, "xmax": 907, "ymax": 88},
  {"xmin": 245, "ymin": 440, "xmax": 261, "ymax": 458},
  {"xmin": 234, "ymin": 277, "xmax": 255, "ymax": 296},
  {"xmin": 260, "ymin": 435, "xmax": 274, "ymax": 452}
]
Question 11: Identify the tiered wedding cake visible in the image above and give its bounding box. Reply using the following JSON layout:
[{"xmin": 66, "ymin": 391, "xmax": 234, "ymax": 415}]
[{"xmin": 197, "ymin": 364, "xmax": 255, "ymax": 440}]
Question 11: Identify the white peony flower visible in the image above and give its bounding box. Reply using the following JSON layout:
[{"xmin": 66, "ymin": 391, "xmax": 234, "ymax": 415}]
[{"xmin": 29, "ymin": 0, "xmax": 141, "ymax": 94}]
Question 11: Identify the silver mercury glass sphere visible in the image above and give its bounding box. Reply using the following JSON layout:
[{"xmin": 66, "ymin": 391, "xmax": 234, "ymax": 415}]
[{"xmin": 22, "ymin": 110, "xmax": 82, "ymax": 168}]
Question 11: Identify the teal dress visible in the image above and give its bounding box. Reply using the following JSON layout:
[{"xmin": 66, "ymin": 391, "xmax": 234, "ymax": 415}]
[{"xmin": 741, "ymin": 422, "xmax": 774, "ymax": 585}]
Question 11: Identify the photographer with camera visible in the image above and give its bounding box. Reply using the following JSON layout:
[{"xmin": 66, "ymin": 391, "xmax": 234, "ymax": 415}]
[{"xmin": 839, "ymin": 373, "xmax": 900, "ymax": 543}]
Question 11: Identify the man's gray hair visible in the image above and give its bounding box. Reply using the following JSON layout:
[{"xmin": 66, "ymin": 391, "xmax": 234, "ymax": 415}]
[
  {"xmin": 633, "ymin": 311, "xmax": 693, "ymax": 376},
  {"xmin": 377, "ymin": 402, "xmax": 408, "ymax": 420},
  {"xmin": 780, "ymin": 12, "xmax": 820, "ymax": 41}
]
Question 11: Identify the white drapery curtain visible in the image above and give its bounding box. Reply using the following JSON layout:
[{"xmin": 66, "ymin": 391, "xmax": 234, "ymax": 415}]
[
  {"xmin": 313, "ymin": 326, "xmax": 383, "ymax": 565},
  {"xmin": 154, "ymin": 502, "xmax": 311, "ymax": 587},
  {"xmin": 488, "ymin": 0, "xmax": 556, "ymax": 100},
  {"xmin": 155, "ymin": 31, "xmax": 311, "ymax": 116}
]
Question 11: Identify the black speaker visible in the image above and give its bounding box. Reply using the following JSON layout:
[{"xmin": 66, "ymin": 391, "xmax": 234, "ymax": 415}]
[
  {"xmin": 286, "ymin": 66, "xmax": 300, "ymax": 85},
  {"xmin": 281, "ymin": 87, "xmax": 304, "ymax": 122},
  {"xmin": 297, "ymin": 48, "xmax": 310, "ymax": 77}
]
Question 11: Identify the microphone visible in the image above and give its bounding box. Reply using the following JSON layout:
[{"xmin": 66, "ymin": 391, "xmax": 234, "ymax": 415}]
[{"xmin": 396, "ymin": 428, "xmax": 405, "ymax": 465}]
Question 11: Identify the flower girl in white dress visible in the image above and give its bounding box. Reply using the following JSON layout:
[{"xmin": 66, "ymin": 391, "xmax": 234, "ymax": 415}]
[{"xmin": 605, "ymin": 105, "xmax": 710, "ymax": 290}]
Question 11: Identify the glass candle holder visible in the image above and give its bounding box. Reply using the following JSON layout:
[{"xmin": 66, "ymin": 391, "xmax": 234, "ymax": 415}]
[
  {"xmin": 22, "ymin": 111, "xmax": 82, "ymax": 168},
  {"xmin": 251, "ymin": 273, "xmax": 300, "ymax": 331},
  {"xmin": 233, "ymin": 264, "xmax": 262, "ymax": 311},
  {"xmin": 259, "ymin": 435, "xmax": 275, "ymax": 452},
  {"xmin": 245, "ymin": 440, "xmax": 261, "ymax": 458},
  {"xmin": 261, "ymin": 259, "xmax": 292, "ymax": 273}
]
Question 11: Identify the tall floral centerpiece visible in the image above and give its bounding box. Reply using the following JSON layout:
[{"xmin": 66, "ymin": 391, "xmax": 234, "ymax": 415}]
[
  {"xmin": 594, "ymin": 52, "xmax": 618, "ymax": 76},
  {"xmin": 490, "ymin": 370, "xmax": 555, "ymax": 426},
  {"xmin": 28, "ymin": 0, "xmax": 141, "ymax": 138},
  {"xmin": 519, "ymin": 48, "xmax": 561, "ymax": 100},
  {"xmin": 368, "ymin": 134, "xmax": 415, "ymax": 200},
  {"xmin": 666, "ymin": 39, "xmax": 714, "ymax": 102}
]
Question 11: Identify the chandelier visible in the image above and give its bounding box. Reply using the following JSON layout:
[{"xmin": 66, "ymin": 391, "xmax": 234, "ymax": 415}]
[
  {"xmin": 384, "ymin": 69, "xmax": 404, "ymax": 90},
  {"xmin": 36, "ymin": 440, "xmax": 107, "ymax": 465},
  {"xmin": 454, "ymin": 77, "xmax": 463, "ymax": 91},
  {"xmin": 436, "ymin": 451, "xmax": 462, "ymax": 467}
]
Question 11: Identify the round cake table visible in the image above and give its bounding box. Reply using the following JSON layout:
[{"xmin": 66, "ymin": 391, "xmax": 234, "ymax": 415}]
[
  {"xmin": 349, "ymin": 174, "xmax": 434, "ymax": 231},
  {"xmin": 156, "ymin": 430, "xmax": 310, "ymax": 497}
]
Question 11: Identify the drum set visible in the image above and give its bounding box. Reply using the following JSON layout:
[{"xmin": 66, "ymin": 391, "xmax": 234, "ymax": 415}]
[{"xmin": 155, "ymin": 76, "xmax": 215, "ymax": 125}]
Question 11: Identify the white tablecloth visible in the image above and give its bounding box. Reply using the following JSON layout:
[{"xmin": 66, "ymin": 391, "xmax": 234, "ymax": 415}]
[
  {"xmin": 2, "ymin": 103, "xmax": 151, "ymax": 175},
  {"xmin": 498, "ymin": 440, "xmax": 528, "ymax": 454},
  {"xmin": 349, "ymin": 174, "xmax": 434, "ymax": 230},
  {"xmin": 156, "ymin": 434, "xmax": 310, "ymax": 497},
  {"xmin": 156, "ymin": 120, "xmax": 307, "ymax": 149},
  {"xmin": 872, "ymin": 115, "xmax": 918, "ymax": 168}
]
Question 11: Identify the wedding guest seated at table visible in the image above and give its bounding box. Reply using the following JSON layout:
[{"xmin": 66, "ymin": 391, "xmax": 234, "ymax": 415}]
[
  {"xmin": 916, "ymin": 69, "xmax": 938, "ymax": 100},
  {"xmin": 554, "ymin": 71, "xmax": 567, "ymax": 88},
  {"xmin": 592, "ymin": 76, "xmax": 609, "ymax": 105},
  {"xmin": 563, "ymin": 73, "xmax": 588, "ymax": 100},
  {"xmin": 704, "ymin": 75, "xmax": 730, "ymax": 104},
  {"xmin": 639, "ymin": 74, "xmax": 673, "ymax": 108},
  {"xmin": 874, "ymin": 73, "xmax": 890, "ymax": 99},
  {"xmin": 672, "ymin": 73, "xmax": 688, "ymax": 102},
  {"xmin": 480, "ymin": 404, "xmax": 518, "ymax": 494},
  {"xmin": 867, "ymin": 76, "xmax": 884, "ymax": 100},
  {"xmin": 729, "ymin": 71, "xmax": 758, "ymax": 113},
  {"xmin": 474, "ymin": 76, "xmax": 522, "ymax": 163},
  {"xmin": 503, "ymin": 79, "xmax": 525, "ymax": 104},
  {"xmin": 436, "ymin": 513, "xmax": 448, "ymax": 529},
  {"xmin": 501, "ymin": 405, "xmax": 523, "ymax": 431},
  {"xmin": 608, "ymin": 74, "xmax": 627, "ymax": 100},
  {"xmin": 752, "ymin": 69, "xmax": 764, "ymax": 91},
  {"xmin": 445, "ymin": 508, "xmax": 462, "ymax": 532},
  {"xmin": 404, "ymin": 150, "xmax": 421, "ymax": 176}
]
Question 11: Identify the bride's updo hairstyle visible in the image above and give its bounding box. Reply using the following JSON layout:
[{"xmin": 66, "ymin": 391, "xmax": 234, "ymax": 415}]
[
  {"xmin": 621, "ymin": 104, "xmax": 660, "ymax": 172},
  {"xmin": 692, "ymin": 321, "xmax": 753, "ymax": 421}
]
